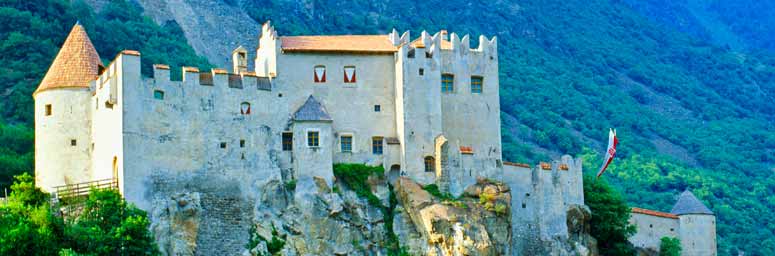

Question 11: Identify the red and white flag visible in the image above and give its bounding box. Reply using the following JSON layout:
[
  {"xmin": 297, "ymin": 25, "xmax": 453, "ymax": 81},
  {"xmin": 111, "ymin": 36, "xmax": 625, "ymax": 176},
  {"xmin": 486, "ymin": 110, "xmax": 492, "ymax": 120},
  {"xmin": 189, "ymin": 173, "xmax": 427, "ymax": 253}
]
[{"xmin": 596, "ymin": 129, "xmax": 618, "ymax": 178}]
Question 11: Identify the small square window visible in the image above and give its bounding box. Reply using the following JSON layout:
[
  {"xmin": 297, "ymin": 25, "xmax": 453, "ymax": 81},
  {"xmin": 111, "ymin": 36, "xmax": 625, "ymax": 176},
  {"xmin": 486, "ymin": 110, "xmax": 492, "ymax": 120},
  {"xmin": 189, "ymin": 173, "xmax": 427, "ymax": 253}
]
[
  {"xmin": 240, "ymin": 139, "xmax": 246, "ymax": 148},
  {"xmin": 282, "ymin": 132, "xmax": 293, "ymax": 151},
  {"xmin": 471, "ymin": 76, "xmax": 483, "ymax": 93},
  {"xmin": 45, "ymin": 104, "xmax": 52, "ymax": 116},
  {"xmin": 314, "ymin": 65, "xmax": 326, "ymax": 83},
  {"xmin": 220, "ymin": 142, "xmax": 227, "ymax": 149},
  {"xmin": 308, "ymin": 131, "xmax": 320, "ymax": 147},
  {"xmin": 341, "ymin": 135, "xmax": 352, "ymax": 152},
  {"xmin": 70, "ymin": 139, "xmax": 77, "ymax": 146},
  {"xmin": 344, "ymin": 66, "xmax": 356, "ymax": 83},
  {"xmin": 372, "ymin": 137, "xmax": 383, "ymax": 155},
  {"xmin": 153, "ymin": 90, "xmax": 165, "ymax": 100},
  {"xmin": 441, "ymin": 74, "xmax": 454, "ymax": 93},
  {"xmin": 419, "ymin": 68, "xmax": 424, "ymax": 76},
  {"xmin": 374, "ymin": 105, "xmax": 381, "ymax": 112}
]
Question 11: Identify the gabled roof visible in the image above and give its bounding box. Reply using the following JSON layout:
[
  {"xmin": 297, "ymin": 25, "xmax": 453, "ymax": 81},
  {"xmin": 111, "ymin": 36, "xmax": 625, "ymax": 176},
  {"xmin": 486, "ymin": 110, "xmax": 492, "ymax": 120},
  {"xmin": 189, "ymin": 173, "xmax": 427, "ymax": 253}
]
[
  {"xmin": 410, "ymin": 37, "xmax": 453, "ymax": 50},
  {"xmin": 671, "ymin": 190, "xmax": 713, "ymax": 215},
  {"xmin": 280, "ymin": 35, "xmax": 396, "ymax": 54},
  {"xmin": 293, "ymin": 96, "xmax": 332, "ymax": 121},
  {"xmin": 632, "ymin": 207, "xmax": 679, "ymax": 219},
  {"xmin": 35, "ymin": 23, "xmax": 103, "ymax": 96}
]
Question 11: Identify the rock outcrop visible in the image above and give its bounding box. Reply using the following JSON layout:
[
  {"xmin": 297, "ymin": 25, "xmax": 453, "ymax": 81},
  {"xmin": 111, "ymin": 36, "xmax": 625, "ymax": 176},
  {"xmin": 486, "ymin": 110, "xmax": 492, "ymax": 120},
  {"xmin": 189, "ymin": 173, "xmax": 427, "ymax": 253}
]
[{"xmin": 394, "ymin": 177, "xmax": 512, "ymax": 256}]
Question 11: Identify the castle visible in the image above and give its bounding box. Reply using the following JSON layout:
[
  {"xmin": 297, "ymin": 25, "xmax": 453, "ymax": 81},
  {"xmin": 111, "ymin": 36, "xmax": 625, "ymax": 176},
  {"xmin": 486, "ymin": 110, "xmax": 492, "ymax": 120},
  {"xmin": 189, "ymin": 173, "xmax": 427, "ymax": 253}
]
[{"xmin": 32, "ymin": 22, "xmax": 715, "ymax": 255}]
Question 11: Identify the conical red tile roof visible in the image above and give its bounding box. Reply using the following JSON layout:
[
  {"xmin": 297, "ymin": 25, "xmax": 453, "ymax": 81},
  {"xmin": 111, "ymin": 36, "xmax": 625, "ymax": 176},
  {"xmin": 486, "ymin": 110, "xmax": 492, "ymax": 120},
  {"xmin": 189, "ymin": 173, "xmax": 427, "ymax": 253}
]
[{"xmin": 34, "ymin": 23, "xmax": 102, "ymax": 96}]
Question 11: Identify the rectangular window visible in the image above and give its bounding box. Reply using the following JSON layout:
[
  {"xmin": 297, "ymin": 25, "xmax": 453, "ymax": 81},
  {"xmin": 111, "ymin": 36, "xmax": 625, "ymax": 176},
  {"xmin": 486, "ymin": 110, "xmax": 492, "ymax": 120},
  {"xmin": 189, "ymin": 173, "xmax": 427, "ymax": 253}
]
[
  {"xmin": 314, "ymin": 65, "xmax": 326, "ymax": 83},
  {"xmin": 153, "ymin": 90, "xmax": 165, "ymax": 100},
  {"xmin": 419, "ymin": 68, "xmax": 424, "ymax": 76},
  {"xmin": 70, "ymin": 139, "xmax": 77, "ymax": 146},
  {"xmin": 344, "ymin": 66, "xmax": 356, "ymax": 83},
  {"xmin": 282, "ymin": 132, "xmax": 293, "ymax": 151},
  {"xmin": 45, "ymin": 104, "xmax": 52, "ymax": 116},
  {"xmin": 240, "ymin": 139, "xmax": 246, "ymax": 148},
  {"xmin": 220, "ymin": 142, "xmax": 227, "ymax": 149},
  {"xmin": 307, "ymin": 131, "xmax": 320, "ymax": 147},
  {"xmin": 374, "ymin": 105, "xmax": 381, "ymax": 112},
  {"xmin": 372, "ymin": 137, "xmax": 383, "ymax": 155},
  {"xmin": 441, "ymin": 74, "xmax": 454, "ymax": 93},
  {"xmin": 471, "ymin": 76, "xmax": 483, "ymax": 93},
  {"xmin": 340, "ymin": 135, "xmax": 353, "ymax": 152}
]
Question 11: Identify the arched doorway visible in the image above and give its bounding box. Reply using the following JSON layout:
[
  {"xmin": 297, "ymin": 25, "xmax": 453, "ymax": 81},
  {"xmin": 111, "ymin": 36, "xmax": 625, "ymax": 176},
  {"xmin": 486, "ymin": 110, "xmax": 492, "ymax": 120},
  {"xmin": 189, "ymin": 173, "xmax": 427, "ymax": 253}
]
[{"xmin": 388, "ymin": 165, "xmax": 401, "ymax": 184}]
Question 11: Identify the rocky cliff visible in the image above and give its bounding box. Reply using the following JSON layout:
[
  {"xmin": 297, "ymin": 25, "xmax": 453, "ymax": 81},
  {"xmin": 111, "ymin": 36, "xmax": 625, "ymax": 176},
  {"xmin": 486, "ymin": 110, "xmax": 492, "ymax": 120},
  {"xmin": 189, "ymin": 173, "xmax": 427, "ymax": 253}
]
[{"xmin": 148, "ymin": 171, "xmax": 595, "ymax": 256}]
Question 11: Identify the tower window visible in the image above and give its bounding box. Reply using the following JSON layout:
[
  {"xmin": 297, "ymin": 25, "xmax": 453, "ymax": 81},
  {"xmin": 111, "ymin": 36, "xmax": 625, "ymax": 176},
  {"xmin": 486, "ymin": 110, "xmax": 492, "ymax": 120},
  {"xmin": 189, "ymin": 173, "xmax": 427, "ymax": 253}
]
[
  {"xmin": 240, "ymin": 102, "xmax": 251, "ymax": 115},
  {"xmin": 45, "ymin": 104, "xmax": 52, "ymax": 116},
  {"xmin": 471, "ymin": 76, "xmax": 483, "ymax": 93},
  {"xmin": 340, "ymin": 135, "xmax": 352, "ymax": 153},
  {"xmin": 419, "ymin": 68, "xmax": 424, "ymax": 76},
  {"xmin": 424, "ymin": 156, "xmax": 435, "ymax": 172},
  {"xmin": 70, "ymin": 139, "xmax": 77, "ymax": 146},
  {"xmin": 441, "ymin": 74, "xmax": 454, "ymax": 93},
  {"xmin": 344, "ymin": 66, "xmax": 356, "ymax": 83},
  {"xmin": 314, "ymin": 65, "xmax": 326, "ymax": 83},
  {"xmin": 153, "ymin": 90, "xmax": 165, "ymax": 100},
  {"xmin": 374, "ymin": 105, "xmax": 381, "ymax": 112},
  {"xmin": 282, "ymin": 132, "xmax": 293, "ymax": 151},
  {"xmin": 220, "ymin": 142, "xmax": 227, "ymax": 149},
  {"xmin": 372, "ymin": 137, "xmax": 383, "ymax": 155},
  {"xmin": 240, "ymin": 139, "xmax": 246, "ymax": 148},
  {"xmin": 307, "ymin": 131, "xmax": 320, "ymax": 147}
]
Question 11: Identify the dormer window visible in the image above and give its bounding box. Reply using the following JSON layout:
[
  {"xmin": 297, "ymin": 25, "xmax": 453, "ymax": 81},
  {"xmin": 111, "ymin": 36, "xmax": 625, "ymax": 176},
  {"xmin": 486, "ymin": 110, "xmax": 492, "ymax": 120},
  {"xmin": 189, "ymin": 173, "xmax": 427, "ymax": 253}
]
[
  {"xmin": 314, "ymin": 65, "xmax": 326, "ymax": 83},
  {"xmin": 344, "ymin": 66, "xmax": 356, "ymax": 83}
]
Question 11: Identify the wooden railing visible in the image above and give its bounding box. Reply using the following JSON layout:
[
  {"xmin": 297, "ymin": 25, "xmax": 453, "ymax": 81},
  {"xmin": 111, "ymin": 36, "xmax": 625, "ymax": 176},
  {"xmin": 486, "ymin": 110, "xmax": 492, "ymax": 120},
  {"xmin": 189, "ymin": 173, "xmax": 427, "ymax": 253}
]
[{"xmin": 52, "ymin": 178, "xmax": 118, "ymax": 200}]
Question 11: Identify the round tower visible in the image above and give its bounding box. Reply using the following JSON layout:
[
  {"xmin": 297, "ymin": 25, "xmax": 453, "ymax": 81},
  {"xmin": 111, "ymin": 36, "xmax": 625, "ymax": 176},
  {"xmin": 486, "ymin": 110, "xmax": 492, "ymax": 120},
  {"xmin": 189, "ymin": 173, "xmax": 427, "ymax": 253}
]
[
  {"xmin": 671, "ymin": 190, "xmax": 717, "ymax": 256},
  {"xmin": 33, "ymin": 23, "xmax": 102, "ymax": 192}
]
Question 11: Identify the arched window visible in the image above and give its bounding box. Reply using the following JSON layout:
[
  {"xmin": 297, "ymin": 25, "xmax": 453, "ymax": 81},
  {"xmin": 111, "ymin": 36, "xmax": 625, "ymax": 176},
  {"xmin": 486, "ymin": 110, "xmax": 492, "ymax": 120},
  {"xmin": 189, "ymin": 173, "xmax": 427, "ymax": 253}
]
[
  {"xmin": 314, "ymin": 65, "xmax": 326, "ymax": 83},
  {"xmin": 240, "ymin": 102, "xmax": 251, "ymax": 115},
  {"xmin": 424, "ymin": 156, "xmax": 435, "ymax": 172}
]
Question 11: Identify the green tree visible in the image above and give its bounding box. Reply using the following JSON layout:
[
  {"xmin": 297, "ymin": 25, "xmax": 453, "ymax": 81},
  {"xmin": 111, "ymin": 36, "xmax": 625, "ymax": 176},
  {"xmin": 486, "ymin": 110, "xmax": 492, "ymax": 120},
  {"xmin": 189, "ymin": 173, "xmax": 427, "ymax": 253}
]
[
  {"xmin": 584, "ymin": 175, "xmax": 636, "ymax": 255},
  {"xmin": 0, "ymin": 174, "xmax": 159, "ymax": 255},
  {"xmin": 660, "ymin": 236, "xmax": 681, "ymax": 256}
]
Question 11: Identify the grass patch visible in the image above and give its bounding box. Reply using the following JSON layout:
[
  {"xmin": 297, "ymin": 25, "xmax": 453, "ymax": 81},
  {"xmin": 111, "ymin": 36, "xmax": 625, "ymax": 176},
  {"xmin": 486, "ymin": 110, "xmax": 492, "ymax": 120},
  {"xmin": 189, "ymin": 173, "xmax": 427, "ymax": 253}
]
[
  {"xmin": 247, "ymin": 224, "xmax": 286, "ymax": 255},
  {"xmin": 333, "ymin": 163, "xmax": 384, "ymax": 208},
  {"xmin": 333, "ymin": 163, "xmax": 405, "ymax": 255}
]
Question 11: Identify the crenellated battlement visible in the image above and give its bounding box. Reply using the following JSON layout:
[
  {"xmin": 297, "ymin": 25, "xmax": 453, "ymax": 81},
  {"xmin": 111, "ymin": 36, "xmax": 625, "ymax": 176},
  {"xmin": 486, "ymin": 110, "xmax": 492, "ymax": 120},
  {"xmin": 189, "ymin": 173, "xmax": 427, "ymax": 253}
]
[{"xmin": 150, "ymin": 64, "xmax": 273, "ymax": 92}]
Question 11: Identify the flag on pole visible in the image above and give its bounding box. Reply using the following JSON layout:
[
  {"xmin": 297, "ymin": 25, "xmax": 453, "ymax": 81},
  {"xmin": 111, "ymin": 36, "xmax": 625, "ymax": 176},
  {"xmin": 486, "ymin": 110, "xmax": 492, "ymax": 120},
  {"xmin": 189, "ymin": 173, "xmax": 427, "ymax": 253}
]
[{"xmin": 596, "ymin": 129, "xmax": 618, "ymax": 178}]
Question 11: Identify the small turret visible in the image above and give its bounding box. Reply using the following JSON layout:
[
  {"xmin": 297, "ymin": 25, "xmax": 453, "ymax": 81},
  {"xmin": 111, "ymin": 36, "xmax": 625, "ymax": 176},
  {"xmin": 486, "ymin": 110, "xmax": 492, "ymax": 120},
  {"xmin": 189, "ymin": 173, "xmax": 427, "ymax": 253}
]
[
  {"xmin": 672, "ymin": 190, "xmax": 717, "ymax": 256},
  {"xmin": 232, "ymin": 45, "xmax": 248, "ymax": 74},
  {"xmin": 34, "ymin": 23, "xmax": 102, "ymax": 192}
]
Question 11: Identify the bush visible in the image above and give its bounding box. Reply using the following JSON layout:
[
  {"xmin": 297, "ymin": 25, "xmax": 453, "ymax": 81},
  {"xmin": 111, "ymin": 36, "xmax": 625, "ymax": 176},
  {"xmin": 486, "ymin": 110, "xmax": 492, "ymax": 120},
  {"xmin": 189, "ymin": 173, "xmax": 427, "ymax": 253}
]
[
  {"xmin": 659, "ymin": 236, "xmax": 681, "ymax": 256},
  {"xmin": 332, "ymin": 163, "xmax": 384, "ymax": 207}
]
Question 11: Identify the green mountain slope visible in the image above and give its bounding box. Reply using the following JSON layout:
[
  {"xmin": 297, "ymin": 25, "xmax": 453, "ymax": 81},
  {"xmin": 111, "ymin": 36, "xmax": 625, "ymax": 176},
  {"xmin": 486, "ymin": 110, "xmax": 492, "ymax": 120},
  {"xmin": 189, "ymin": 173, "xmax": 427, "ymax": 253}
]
[{"xmin": 1, "ymin": 0, "xmax": 774, "ymax": 254}]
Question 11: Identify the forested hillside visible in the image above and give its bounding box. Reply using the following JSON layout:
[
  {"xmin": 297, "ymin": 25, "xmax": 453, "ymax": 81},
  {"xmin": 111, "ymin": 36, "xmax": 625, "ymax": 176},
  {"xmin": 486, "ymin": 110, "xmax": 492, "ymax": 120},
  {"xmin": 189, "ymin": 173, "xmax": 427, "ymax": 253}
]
[{"xmin": 1, "ymin": 0, "xmax": 774, "ymax": 254}]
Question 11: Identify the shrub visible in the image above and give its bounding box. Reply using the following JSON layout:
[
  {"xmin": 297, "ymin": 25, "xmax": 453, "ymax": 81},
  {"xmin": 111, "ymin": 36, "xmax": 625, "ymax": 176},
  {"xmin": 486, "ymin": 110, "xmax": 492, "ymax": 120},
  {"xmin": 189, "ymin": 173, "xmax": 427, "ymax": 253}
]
[{"xmin": 659, "ymin": 236, "xmax": 681, "ymax": 256}]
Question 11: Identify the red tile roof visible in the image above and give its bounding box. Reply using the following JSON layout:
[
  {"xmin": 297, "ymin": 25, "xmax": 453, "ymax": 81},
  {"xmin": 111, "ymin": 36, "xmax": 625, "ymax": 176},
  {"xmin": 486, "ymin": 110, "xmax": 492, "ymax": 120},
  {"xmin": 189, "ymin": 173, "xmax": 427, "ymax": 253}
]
[
  {"xmin": 632, "ymin": 207, "xmax": 679, "ymax": 219},
  {"xmin": 503, "ymin": 162, "xmax": 531, "ymax": 168},
  {"xmin": 281, "ymin": 35, "xmax": 397, "ymax": 54},
  {"xmin": 35, "ymin": 24, "xmax": 103, "ymax": 96}
]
